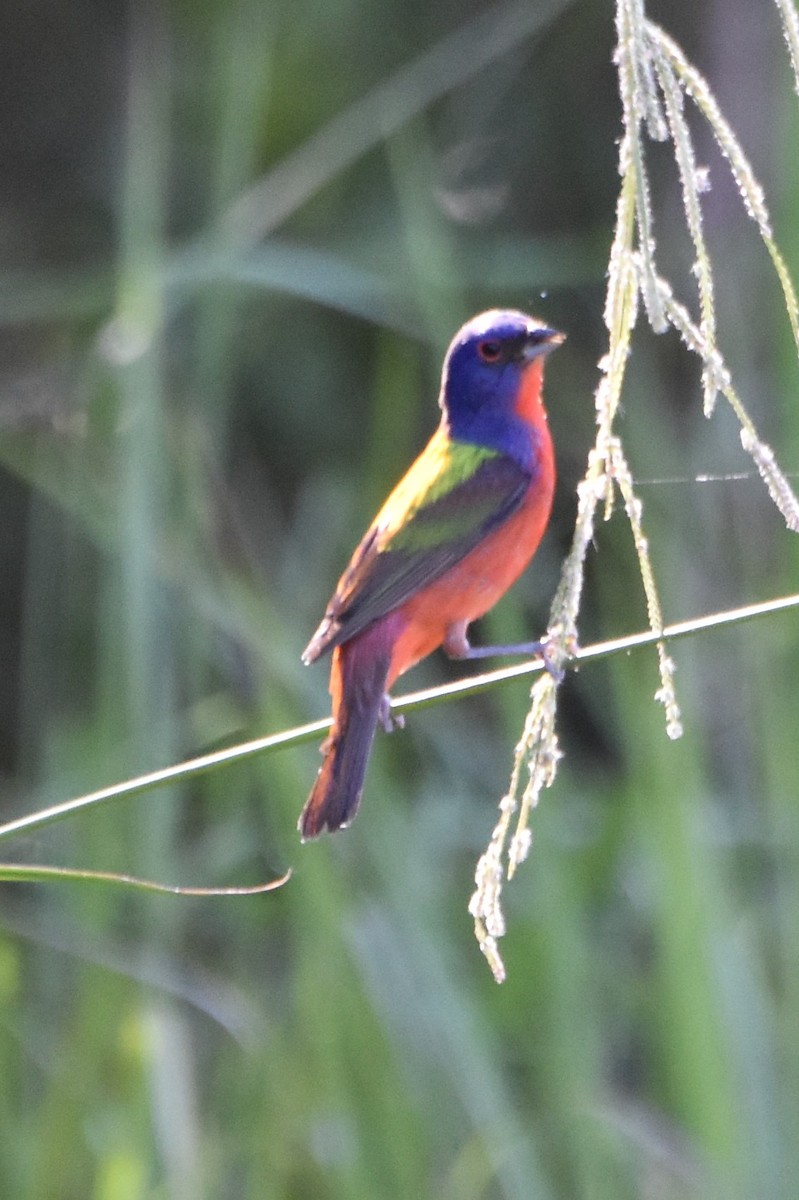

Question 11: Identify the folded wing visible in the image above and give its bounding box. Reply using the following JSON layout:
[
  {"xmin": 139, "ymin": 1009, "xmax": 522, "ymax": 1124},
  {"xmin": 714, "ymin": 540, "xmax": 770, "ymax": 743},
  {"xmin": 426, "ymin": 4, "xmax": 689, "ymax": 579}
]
[{"xmin": 303, "ymin": 447, "xmax": 532, "ymax": 662}]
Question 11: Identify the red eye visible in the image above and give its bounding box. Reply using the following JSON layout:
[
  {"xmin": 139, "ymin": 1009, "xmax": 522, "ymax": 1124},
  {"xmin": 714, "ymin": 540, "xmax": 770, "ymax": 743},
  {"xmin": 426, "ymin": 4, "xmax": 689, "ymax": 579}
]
[{"xmin": 478, "ymin": 340, "xmax": 502, "ymax": 363}]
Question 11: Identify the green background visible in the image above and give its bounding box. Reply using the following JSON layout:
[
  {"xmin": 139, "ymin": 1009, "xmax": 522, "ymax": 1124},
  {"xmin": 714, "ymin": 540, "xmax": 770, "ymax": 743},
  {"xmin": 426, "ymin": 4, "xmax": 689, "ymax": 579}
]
[{"xmin": 1, "ymin": 1, "xmax": 798, "ymax": 1197}]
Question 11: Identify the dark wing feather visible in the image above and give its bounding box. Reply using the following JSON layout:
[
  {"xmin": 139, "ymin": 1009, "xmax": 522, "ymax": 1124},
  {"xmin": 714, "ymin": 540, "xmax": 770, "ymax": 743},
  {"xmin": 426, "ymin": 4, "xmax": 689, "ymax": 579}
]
[{"xmin": 304, "ymin": 454, "xmax": 530, "ymax": 661}]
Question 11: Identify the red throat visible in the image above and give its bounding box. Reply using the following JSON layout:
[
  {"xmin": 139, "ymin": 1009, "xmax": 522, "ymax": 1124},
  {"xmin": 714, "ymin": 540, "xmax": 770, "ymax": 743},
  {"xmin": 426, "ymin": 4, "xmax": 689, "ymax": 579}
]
[{"xmin": 514, "ymin": 359, "xmax": 548, "ymax": 426}]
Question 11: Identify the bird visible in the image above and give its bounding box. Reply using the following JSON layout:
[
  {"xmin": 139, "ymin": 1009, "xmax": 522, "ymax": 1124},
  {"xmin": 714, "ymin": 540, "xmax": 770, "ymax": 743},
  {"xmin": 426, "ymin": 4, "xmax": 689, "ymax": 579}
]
[{"xmin": 299, "ymin": 309, "xmax": 563, "ymax": 839}]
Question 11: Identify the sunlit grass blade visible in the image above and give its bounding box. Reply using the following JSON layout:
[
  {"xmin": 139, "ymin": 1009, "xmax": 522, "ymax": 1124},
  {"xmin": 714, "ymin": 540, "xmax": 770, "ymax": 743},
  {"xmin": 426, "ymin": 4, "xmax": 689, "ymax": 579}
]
[
  {"xmin": 649, "ymin": 21, "xmax": 799, "ymax": 360},
  {"xmin": 651, "ymin": 47, "xmax": 718, "ymax": 414},
  {"xmin": 0, "ymin": 863, "xmax": 290, "ymax": 895},
  {"xmin": 775, "ymin": 0, "xmax": 799, "ymax": 97}
]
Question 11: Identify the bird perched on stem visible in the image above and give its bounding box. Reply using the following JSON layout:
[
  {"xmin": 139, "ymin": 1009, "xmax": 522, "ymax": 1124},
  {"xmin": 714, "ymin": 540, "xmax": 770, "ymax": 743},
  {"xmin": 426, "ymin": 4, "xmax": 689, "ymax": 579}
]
[{"xmin": 300, "ymin": 309, "xmax": 563, "ymax": 839}]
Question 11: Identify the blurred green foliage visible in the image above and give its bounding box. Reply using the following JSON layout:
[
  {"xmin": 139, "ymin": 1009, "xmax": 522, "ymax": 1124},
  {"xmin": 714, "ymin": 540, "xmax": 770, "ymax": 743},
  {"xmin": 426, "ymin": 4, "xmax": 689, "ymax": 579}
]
[{"xmin": 0, "ymin": 1, "xmax": 798, "ymax": 1197}]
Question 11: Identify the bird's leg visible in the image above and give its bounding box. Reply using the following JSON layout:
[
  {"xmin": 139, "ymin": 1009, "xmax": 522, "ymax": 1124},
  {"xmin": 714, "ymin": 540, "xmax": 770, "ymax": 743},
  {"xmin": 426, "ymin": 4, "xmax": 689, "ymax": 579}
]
[
  {"xmin": 378, "ymin": 693, "xmax": 405, "ymax": 733},
  {"xmin": 443, "ymin": 620, "xmax": 565, "ymax": 682},
  {"xmin": 443, "ymin": 623, "xmax": 545, "ymax": 660}
]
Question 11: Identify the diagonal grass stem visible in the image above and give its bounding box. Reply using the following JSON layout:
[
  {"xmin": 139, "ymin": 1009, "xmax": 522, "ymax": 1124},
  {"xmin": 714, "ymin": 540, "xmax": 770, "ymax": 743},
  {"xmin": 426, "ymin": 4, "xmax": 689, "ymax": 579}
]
[{"xmin": 0, "ymin": 592, "xmax": 797, "ymax": 845}]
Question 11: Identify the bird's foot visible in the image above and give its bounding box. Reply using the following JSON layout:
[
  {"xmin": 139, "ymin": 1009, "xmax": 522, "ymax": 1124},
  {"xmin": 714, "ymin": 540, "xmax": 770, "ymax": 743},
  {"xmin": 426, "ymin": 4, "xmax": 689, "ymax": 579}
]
[
  {"xmin": 378, "ymin": 693, "xmax": 405, "ymax": 733},
  {"xmin": 537, "ymin": 640, "xmax": 564, "ymax": 684},
  {"xmin": 537, "ymin": 633, "xmax": 582, "ymax": 683}
]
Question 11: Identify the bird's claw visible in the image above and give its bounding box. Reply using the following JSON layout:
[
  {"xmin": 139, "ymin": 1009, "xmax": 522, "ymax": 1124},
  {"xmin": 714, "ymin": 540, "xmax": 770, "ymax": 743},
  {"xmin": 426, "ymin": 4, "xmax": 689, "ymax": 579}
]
[
  {"xmin": 538, "ymin": 634, "xmax": 579, "ymax": 684},
  {"xmin": 379, "ymin": 694, "xmax": 405, "ymax": 733},
  {"xmin": 539, "ymin": 642, "xmax": 564, "ymax": 684}
]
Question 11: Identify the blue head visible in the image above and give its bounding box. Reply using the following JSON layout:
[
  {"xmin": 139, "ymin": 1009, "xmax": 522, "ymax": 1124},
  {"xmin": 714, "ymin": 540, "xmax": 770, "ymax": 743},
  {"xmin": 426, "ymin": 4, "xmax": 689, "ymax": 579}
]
[{"xmin": 439, "ymin": 310, "xmax": 563, "ymax": 469}]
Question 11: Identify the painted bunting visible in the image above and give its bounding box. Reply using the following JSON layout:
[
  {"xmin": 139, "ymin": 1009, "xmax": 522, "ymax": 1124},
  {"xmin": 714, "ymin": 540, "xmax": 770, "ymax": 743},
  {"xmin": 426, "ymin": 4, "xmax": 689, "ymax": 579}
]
[{"xmin": 300, "ymin": 309, "xmax": 563, "ymax": 839}]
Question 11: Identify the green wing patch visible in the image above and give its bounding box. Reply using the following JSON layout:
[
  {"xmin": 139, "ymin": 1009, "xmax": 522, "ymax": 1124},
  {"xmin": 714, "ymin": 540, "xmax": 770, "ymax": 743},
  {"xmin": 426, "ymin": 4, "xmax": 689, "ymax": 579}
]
[{"xmin": 304, "ymin": 435, "xmax": 531, "ymax": 660}]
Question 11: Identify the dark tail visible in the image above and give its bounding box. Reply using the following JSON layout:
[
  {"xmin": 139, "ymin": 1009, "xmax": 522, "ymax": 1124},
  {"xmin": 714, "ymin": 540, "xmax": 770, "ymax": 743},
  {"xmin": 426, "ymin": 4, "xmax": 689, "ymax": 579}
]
[{"xmin": 299, "ymin": 637, "xmax": 392, "ymax": 839}]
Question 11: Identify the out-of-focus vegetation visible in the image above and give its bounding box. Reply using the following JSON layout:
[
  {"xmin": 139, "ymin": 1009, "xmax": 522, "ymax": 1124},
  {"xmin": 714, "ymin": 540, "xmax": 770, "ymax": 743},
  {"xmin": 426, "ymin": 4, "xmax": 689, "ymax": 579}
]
[{"xmin": 0, "ymin": 1, "xmax": 798, "ymax": 1197}]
